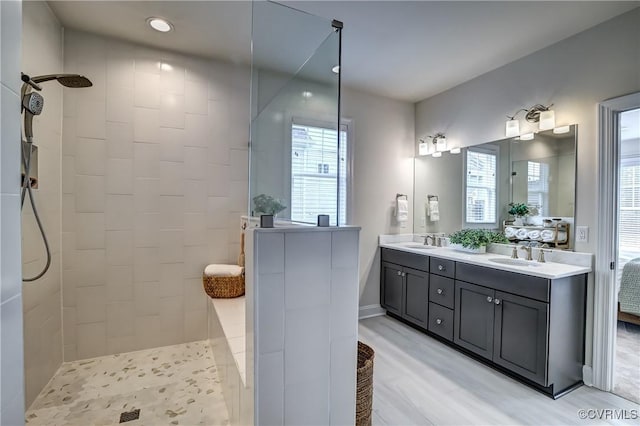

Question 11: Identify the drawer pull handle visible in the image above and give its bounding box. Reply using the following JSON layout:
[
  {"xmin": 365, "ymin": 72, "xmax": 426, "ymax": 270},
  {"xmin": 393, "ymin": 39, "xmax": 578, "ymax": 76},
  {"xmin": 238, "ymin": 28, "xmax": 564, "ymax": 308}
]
[
  {"xmin": 436, "ymin": 288, "xmax": 443, "ymax": 295},
  {"xmin": 436, "ymin": 318, "xmax": 443, "ymax": 325},
  {"xmin": 486, "ymin": 296, "xmax": 493, "ymax": 303},
  {"xmin": 397, "ymin": 271, "xmax": 402, "ymax": 276},
  {"xmin": 494, "ymin": 298, "xmax": 501, "ymax": 305},
  {"xmin": 438, "ymin": 265, "xmax": 445, "ymax": 271}
]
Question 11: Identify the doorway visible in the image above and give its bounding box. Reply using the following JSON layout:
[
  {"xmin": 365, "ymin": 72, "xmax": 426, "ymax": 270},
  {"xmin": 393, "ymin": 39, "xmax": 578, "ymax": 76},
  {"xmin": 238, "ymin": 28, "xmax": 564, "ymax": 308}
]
[
  {"xmin": 613, "ymin": 107, "xmax": 640, "ymax": 403},
  {"xmin": 593, "ymin": 93, "xmax": 640, "ymax": 403}
]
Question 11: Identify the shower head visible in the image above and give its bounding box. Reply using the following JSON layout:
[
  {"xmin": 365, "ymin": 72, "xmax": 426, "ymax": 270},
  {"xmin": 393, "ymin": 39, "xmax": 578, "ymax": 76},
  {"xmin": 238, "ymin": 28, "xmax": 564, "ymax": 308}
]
[
  {"xmin": 22, "ymin": 92, "xmax": 44, "ymax": 141},
  {"xmin": 31, "ymin": 74, "xmax": 93, "ymax": 88}
]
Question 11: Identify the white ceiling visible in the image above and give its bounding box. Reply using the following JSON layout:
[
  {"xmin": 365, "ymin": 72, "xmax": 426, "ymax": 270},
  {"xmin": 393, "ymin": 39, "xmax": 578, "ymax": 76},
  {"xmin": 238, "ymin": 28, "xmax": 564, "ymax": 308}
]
[{"xmin": 48, "ymin": 1, "xmax": 638, "ymax": 102}]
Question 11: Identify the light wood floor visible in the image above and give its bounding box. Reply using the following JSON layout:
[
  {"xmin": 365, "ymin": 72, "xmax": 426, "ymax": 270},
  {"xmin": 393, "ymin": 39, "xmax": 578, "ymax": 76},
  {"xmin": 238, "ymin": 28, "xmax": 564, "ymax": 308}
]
[{"xmin": 359, "ymin": 316, "xmax": 639, "ymax": 426}]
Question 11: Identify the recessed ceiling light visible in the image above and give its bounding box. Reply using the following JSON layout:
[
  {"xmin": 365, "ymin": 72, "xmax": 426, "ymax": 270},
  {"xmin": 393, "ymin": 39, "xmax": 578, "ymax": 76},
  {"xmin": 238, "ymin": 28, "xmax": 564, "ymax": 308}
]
[
  {"xmin": 147, "ymin": 17, "xmax": 173, "ymax": 33},
  {"xmin": 302, "ymin": 91, "xmax": 313, "ymax": 99},
  {"xmin": 332, "ymin": 65, "xmax": 340, "ymax": 74}
]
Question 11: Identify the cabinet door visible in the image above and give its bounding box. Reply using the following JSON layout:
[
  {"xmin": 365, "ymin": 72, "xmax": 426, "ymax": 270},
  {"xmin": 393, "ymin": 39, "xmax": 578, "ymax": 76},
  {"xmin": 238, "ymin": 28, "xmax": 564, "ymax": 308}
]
[
  {"xmin": 403, "ymin": 267, "xmax": 429, "ymax": 328},
  {"xmin": 381, "ymin": 262, "xmax": 403, "ymax": 316},
  {"xmin": 454, "ymin": 281, "xmax": 495, "ymax": 360},
  {"xmin": 493, "ymin": 291, "xmax": 549, "ymax": 386}
]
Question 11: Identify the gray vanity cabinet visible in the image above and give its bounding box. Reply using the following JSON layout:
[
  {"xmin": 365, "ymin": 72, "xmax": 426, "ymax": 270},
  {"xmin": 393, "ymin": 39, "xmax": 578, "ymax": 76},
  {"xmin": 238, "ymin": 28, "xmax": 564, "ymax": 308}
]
[
  {"xmin": 454, "ymin": 281, "xmax": 495, "ymax": 360},
  {"xmin": 493, "ymin": 291, "xmax": 548, "ymax": 385},
  {"xmin": 381, "ymin": 249, "xmax": 430, "ymax": 329}
]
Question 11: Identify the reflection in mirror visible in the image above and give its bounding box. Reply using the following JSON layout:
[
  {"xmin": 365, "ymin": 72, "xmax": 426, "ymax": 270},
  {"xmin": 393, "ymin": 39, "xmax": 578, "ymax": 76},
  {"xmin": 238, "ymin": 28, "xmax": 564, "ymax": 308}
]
[{"xmin": 413, "ymin": 125, "xmax": 577, "ymax": 249}]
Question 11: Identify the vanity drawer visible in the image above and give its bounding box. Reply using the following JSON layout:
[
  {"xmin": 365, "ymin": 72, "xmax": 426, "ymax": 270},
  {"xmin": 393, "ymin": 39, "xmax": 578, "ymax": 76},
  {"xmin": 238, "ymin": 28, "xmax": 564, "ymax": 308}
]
[
  {"xmin": 429, "ymin": 275, "xmax": 454, "ymax": 309},
  {"xmin": 455, "ymin": 263, "xmax": 550, "ymax": 303},
  {"xmin": 430, "ymin": 257, "xmax": 455, "ymax": 278},
  {"xmin": 381, "ymin": 248, "xmax": 429, "ymax": 272},
  {"xmin": 428, "ymin": 302, "xmax": 453, "ymax": 341}
]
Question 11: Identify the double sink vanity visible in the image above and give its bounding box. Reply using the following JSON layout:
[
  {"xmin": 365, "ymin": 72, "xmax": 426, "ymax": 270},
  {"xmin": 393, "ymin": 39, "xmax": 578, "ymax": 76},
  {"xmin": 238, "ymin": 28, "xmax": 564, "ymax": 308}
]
[{"xmin": 379, "ymin": 236, "xmax": 592, "ymax": 398}]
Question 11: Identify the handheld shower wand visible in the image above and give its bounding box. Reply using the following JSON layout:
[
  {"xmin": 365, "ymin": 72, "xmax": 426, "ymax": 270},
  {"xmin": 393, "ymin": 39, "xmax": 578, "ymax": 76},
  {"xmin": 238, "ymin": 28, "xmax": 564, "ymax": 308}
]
[{"xmin": 20, "ymin": 72, "xmax": 92, "ymax": 282}]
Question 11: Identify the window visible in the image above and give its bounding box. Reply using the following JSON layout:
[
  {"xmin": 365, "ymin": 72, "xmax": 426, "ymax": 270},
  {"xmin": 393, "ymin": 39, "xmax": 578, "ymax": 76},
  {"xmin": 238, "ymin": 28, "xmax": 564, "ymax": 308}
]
[
  {"xmin": 619, "ymin": 156, "xmax": 640, "ymax": 252},
  {"xmin": 291, "ymin": 122, "xmax": 347, "ymax": 225},
  {"xmin": 527, "ymin": 161, "xmax": 550, "ymax": 216},
  {"xmin": 465, "ymin": 148, "xmax": 497, "ymax": 224}
]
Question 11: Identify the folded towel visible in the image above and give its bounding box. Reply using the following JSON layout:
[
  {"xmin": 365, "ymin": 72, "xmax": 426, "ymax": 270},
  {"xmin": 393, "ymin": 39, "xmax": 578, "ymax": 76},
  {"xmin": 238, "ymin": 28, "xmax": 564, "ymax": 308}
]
[
  {"xmin": 396, "ymin": 199, "xmax": 409, "ymax": 223},
  {"xmin": 516, "ymin": 228, "xmax": 529, "ymax": 239},
  {"xmin": 527, "ymin": 230, "xmax": 541, "ymax": 240},
  {"xmin": 428, "ymin": 199, "xmax": 440, "ymax": 222},
  {"xmin": 505, "ymin": 227, "xmax": 516, "ymax": 238},
  {"xmin": 540, "ymin": 230, "xmax": 555, "ymax": 241}
]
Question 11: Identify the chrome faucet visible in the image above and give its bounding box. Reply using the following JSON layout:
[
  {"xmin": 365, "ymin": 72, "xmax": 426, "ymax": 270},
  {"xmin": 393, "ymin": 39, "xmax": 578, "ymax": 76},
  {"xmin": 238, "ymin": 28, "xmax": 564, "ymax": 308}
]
[
  {"xmin": 424, "ymin": 235, "xmax": 434, "ymax": 246},
  {"xmin": 520, "ymin": 245, "xmax": 533, "ymax": 261}
]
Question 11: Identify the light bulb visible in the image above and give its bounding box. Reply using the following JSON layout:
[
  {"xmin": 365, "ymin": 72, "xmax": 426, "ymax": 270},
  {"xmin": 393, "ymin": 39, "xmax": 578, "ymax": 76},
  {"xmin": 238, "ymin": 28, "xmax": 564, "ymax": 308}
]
[
  {"xmin": 539, "ymin": 110, "xmax": 555, "ymax": 131},
  {"xmin": 147, "ymin": 17, "xmax": 173, "ymax": 33},
  {"xmin": 505, "ymin": 119, "xmax": 520, "ymax": 137},
  {"xmin": 418, "ymin": 142, "xmax": 429, "ymax": 156}
]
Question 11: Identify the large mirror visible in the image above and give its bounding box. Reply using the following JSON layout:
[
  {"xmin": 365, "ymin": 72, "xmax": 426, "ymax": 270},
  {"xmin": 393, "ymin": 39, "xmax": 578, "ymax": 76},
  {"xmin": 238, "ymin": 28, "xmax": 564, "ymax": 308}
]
[{"xmin": 414, "ymin": 125, "xmax": 577, "ymax": 248}]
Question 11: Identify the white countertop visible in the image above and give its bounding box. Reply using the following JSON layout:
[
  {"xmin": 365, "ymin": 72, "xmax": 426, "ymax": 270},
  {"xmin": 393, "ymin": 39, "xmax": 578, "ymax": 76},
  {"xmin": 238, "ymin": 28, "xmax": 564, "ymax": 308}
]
[{"xmin": 380, "ymin": 241, "xmax": 591, "ymax": 279}]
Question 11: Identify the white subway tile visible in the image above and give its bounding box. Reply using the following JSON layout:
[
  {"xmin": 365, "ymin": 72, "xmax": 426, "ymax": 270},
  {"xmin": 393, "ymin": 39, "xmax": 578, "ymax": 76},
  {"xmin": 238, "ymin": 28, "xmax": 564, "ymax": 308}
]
[
  {"xmin": 284, "ymin": 378, "xmax": 329, "ymax": 425},
  {"xmin": 62, "ymin": 155, "xmax": 76, "ymax": 194},
  {"xmin": 134, "ymin": 281, "xmax": 160, "ymax": 316},
  {"xmin": 159, "ymin": 128, "xmax": 185, "ymax": 162},
  {"xmin": 160, "ymin": 61, "xmax": 185, "ymax": 94},
  {"xmin": 106, "ymin": 158, "xmax": 133, "ymax": 194},
  {"xmin": 134, "ymin": 213, "xmax": 161, "ymax": 248},
  {"xmin": 1, "ymin": 194, "xmax": 21, "ymax": 302},
  {"xmin": 332, "ymin": 231, "xmax": 359, "ymax": 269},
  {"xmin": 207, "ymin": 165, "xmax": 230, "ymax": 197},
  {"xmin": 76, "ymin": 322, "xmax": 107, "ymax": 359},
  {"xmin": 229, "ymin": 149, "xmax": 248, "ymax": 182},
  {"xmin": 159, "ymin": 263, "xmax": 184, "ymax": 298},
  {"xmin": 183, "ymin": 180, "xmax": 207, "ymax": 213},
  {"xmin": 183, "ymin": 246, "xmax": 209, "ymax": 279},
  {"xmin": 256, "ymin": 273, "xmax": 285, "ymax": 355},
  {"xmin": 184, "ymin": 147, "xmax": 208, "ymax": 180},
  {"xmin": 106, "ymin": 230, "xmax": 133, "ymax": 266},
  {"xmin": 185, "ymin": 80, "xmax": 208, "ymax": 115},
  {"xmin": 184, "ymin": 213, "xmax": 208, "ymax": 246},
  {"xmin": 207, "ymin": 197, "xmax": 229, "ymax": 229},
  {"xmin": 159, "ymin": 195, "xmax": 184, "ymax": 229},
  {"xmin": 184, "ymin": 309, "xmax": 207, "ymax": 341},
  {"xmin": 134, "ymin": 178, "xmax": 160, "ymax": 213},
  {"xmin": 330, "ymin": 336, "xmax": 357, "ymax": 425},
  {"xmin": 159, "ymin": 161, "xmax": 184, "ymax": 195},
  {"xmin": 76, "ymin": 285, "xmax": 107, "ymax": 324},
  {"xmin": 133, "ymin": 108, "xmax": 160, "ymax": 143},
  {"xmin": 184, "ymin": 114, "xmax": 209, "ymax": 147},
  {"xmin": 284, "ymin": 232, "xmax": 331, "ymax": 309},
  {"xmin": 134, "ymin": 72, "xmax": 160, "ymax": 108},
  {"xmin": 255, "ymin": 233, "xmax": 284, "ymax": 274},
  {"xmin": 106, "ymin": 121, "xmax": 134, "ymax": 159},
  {"xmin": 74, "ymin": 249, "xmax": 106, "ymax": 287},
  {"xmin": 160, "ymin": 93, "xmax": 185, "ymax": 129},
  {"xmin": 284, "ymin": 306, "xmax": 330, "ymax": 385},
  {"xmin": 75, "ymin": 212, "xmax": 106, "ymax": 249},
  {"xmin": 1, "ymin": 86, "xmax": 21, "ymax": 194},
  {"xmin": 133, "ymin": 247, "xmax": 160, "ymax": 282},
  {"xmin": 207, "ymin": 229, "xmax": 229, "ymax": 263},
  {"xmin": 105, "ymin": 194, "xmax": 134, "ymax": 230},
  {"xmin": 106, "ymin": 265, "xmax": 134, "ymax": 302},
  {"xmin": 159, "ymin": 230, "xmax": 184, "ymax": 264},
  {"xmin": 76, "ymin": 98, "xmax": 106, "ymax": 139},
  {"xmin": 330, "ymin": 268, "xmax": 359, "ymax": 339},
  {"xmin": 106, "ymin": 86, "xmax": 134, "ymax": 123},
  {"xmin": 74, "ymin": 175, "xmax": 105, "ymax": 212},
  {"xmin": 133, "ymin": 142, "xmax": 160, "ymax": 178}
]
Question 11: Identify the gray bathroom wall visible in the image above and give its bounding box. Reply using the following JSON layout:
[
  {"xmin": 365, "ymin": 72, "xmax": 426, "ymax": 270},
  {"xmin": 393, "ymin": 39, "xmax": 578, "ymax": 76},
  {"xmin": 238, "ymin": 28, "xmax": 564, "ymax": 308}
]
[
  {"xmin": 21, "ymin": 1, "xmax": 64, "ymax": 407},
  {"xmin": 1, "ymin": 0, "xmax": 26, "ymax": 424},
  {"xmin": 415, "ymin": 8, "xmax": 640, "ymax": 367},
  {"xmin": 61, "ymin": 30, "xmax": 250, "ymax": 361}
]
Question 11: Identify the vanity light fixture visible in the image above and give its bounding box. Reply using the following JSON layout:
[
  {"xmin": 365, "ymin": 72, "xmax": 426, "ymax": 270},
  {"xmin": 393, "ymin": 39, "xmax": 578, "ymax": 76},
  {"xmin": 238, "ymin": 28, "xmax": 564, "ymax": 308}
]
[
  {"xmin": 147, "ymin": 17, "xmax": 173, "ymax": 33},
  {"xmin": 505, "ymin": 103, "xmax": 554, "ymax": 137},
  {"xmin": 433, "ymin": 133, "xmax": 447, "ymax": 152},
  {"xmin": 418, "ymin": 138, "xmax": 430, "ymax": 156},
  {"xmin": 553, "ymin": 125, "xmax": 571, "ymax": 134},
  {"xmin": 520, "ymin": 132, "xmax": 535, "ymax": 141}
]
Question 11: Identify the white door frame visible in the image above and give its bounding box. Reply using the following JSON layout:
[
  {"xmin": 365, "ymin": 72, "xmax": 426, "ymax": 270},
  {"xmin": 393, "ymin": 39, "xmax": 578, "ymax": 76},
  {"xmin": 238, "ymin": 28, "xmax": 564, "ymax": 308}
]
[{"xmin": 593, "ymin": 92, "xmax": 640, "ymax": 391}]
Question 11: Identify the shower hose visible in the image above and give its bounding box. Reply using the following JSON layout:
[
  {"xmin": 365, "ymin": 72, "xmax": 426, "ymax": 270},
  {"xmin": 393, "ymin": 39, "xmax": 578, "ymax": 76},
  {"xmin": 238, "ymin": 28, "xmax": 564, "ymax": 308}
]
[{"xmin": 21, "ymin": 137, "xmax": 51, "ymax": 281}]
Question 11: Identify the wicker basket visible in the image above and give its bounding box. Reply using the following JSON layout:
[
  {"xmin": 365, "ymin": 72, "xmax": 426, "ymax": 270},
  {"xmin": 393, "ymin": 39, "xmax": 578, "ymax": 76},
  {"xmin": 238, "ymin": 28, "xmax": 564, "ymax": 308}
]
[
  {"xmin": 202, "ymin": 274, "xmax": 245, "ymax": 298},
  {"xmin": 356, "ymin": 341, "xmax": 375, "ymax": 426}
]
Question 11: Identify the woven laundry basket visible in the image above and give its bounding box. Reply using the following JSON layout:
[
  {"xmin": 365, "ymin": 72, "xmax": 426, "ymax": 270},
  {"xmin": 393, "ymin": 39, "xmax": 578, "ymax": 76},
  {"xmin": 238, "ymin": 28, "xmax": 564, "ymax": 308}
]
[
  {"xmin": 356, "ymin": 341, "xmax": 375, "ymax": 426},
  {"xmin": 202, "ymin": 264, "xmax": 245, "ymax": 298}
]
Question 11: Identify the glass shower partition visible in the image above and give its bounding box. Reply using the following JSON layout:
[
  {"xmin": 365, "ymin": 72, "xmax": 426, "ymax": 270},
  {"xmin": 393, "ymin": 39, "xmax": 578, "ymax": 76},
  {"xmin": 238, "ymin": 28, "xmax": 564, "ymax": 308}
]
[{"xmin": 250, "ymin": 1, "xmax": 343, "ymax": 225}]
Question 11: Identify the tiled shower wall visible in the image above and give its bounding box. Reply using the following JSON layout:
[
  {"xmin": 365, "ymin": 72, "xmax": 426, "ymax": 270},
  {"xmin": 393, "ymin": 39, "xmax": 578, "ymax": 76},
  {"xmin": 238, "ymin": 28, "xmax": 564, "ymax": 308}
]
[
  {"xmin": 61, "ymin": 30, "xmax": 249, "ymax": 361},
  {"xmin": 21, "ymin": 1, "xmax": 64, "ymax": 407}
]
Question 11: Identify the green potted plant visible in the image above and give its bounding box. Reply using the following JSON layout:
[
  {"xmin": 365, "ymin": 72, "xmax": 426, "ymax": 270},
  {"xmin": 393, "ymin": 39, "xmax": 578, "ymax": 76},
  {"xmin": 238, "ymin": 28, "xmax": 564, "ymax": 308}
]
[
  {"xmin": 252, "ymin": 194, "xmax": 287, "ymax": 217},
  {"xmin": 448, "ymin": 228, "xmax": 509, "ymax": 253},
  {"xmin": 508, "ymin": 202, "xmax": 530, "ymax": 226}
]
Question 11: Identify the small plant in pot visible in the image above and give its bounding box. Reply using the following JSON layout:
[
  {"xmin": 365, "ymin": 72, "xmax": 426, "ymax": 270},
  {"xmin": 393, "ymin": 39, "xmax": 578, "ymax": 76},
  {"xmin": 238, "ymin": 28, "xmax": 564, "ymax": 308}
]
[
  {"xmin": 253, "ymin": 194, "xmax": 287, "ymax": 217},
  {"xmin": 508, "ymin": 202, "xmax": 530, "ymax": 226},
  {"xmin": 449, "ymin": 229, "xmax": 509, "ymax": 253}
]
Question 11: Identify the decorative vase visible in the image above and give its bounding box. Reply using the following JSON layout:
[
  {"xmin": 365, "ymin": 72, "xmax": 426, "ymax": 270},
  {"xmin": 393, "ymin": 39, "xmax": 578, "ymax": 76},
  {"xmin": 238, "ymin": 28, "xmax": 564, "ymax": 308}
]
[{"xmin": 513, "ymin": 217, "xmax": 524, "ymax": 226}]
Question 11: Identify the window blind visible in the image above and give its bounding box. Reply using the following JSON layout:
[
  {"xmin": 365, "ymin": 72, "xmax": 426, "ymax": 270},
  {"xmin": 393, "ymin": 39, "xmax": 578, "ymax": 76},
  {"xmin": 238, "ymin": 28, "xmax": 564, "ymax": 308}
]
[
  {"xmin": 466, "ymin": 150, "xmax": 497, "ymax": 223},
  {"xmin": 291, "ymin": 123, "xmax": 347, "ymax": 225},
  {"xmin": 619, "ymin": 157, "xmax": 640, "ymax": 251},
  {"xmin": 527, "ymin": 161, "xmax": 550, "ymax": 216}
]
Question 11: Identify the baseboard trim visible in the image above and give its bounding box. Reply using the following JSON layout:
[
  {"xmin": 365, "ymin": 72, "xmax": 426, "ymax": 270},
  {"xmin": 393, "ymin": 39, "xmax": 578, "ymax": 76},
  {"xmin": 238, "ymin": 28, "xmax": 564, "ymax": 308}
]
[
  {"xmin": 582, "ymin": 365, "xmax": 593, "ymax": 387},
  {"xmin": 359, "ymin": 304, "xmax": 385, "ymax": 319}
]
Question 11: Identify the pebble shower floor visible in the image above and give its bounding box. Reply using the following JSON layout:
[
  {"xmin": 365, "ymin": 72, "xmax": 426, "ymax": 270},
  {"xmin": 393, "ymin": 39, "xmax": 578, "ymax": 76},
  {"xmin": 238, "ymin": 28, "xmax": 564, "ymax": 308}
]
[{"xmin": 25, "ymin": 341, "xmax": 229, "ymax": 425}]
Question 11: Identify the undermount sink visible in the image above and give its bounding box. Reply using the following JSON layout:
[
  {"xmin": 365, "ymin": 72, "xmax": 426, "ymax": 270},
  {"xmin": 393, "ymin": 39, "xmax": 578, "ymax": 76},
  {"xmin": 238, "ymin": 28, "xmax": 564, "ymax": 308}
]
[
  {"xmin": 488, "ymin": 258, "xmax": 542, "ymax": 267},
  {"xmin": 402, "ymin": 244, "xmax": 436, "ymax": 250}
]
